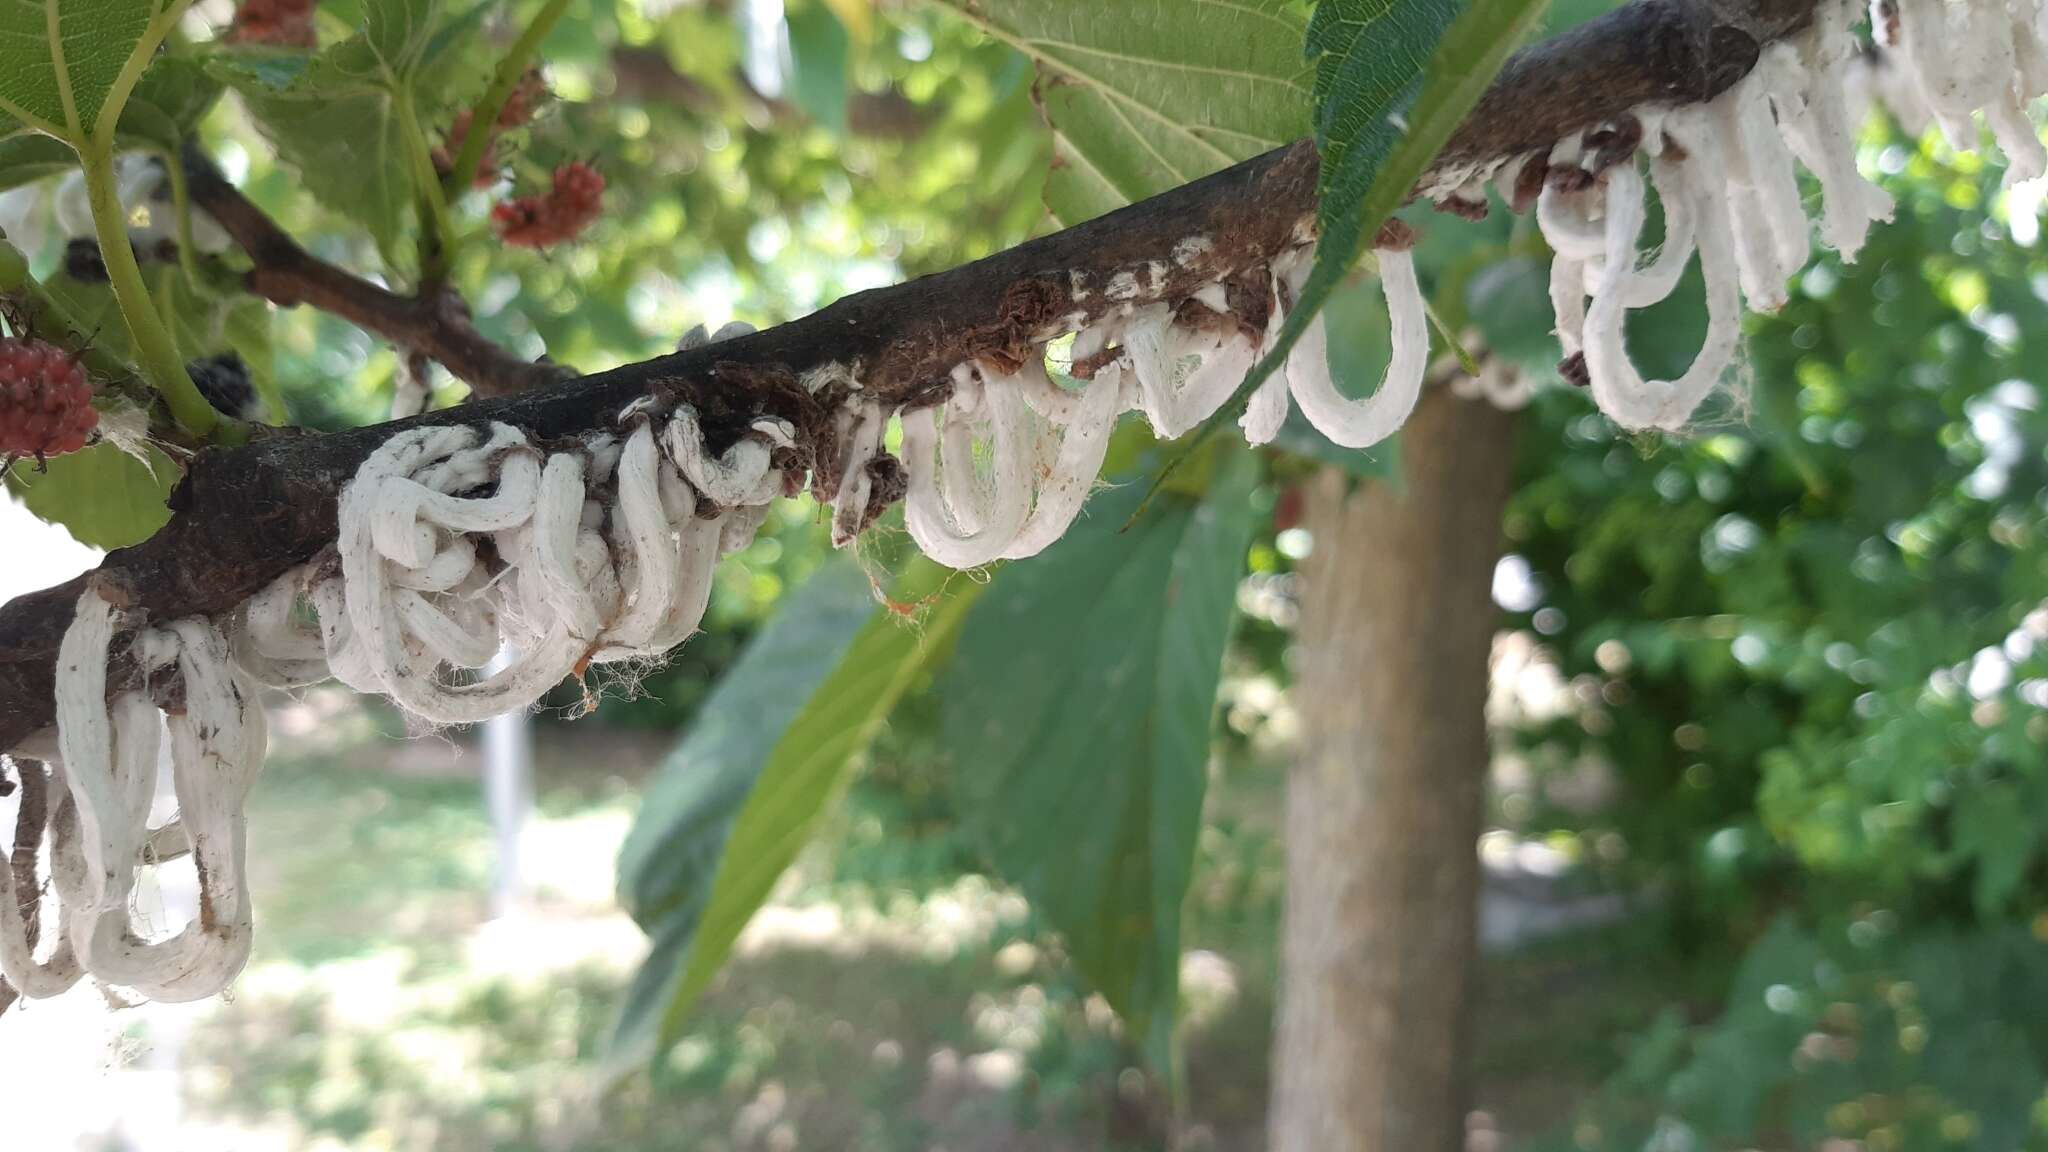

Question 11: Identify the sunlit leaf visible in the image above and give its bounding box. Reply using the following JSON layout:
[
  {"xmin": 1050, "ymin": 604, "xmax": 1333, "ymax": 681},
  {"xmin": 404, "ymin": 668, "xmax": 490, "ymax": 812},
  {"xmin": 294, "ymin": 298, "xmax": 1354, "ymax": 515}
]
[
  {"xmin": 214, "ymin": 0, "xmax": 487, "ymax": 256},
  {"xmin": 1232, "ymin": 0, "xmax": 1547, "ymax": 414},
  {"xmin": 939, "ymin": 451, "xmax": 1259, "ymax": 1068},
  {"xmin": 0, "ymin": 0, "xmax": 157, "ymax": 138},
  {"xmin": 0, "ymin": 132, "xmax": 78, "ymax": 193},
  {"xmin": 786, "ymin": 1, "xmax": 849, "ymax": 133},
  {"xmin": 931, "ymin": 0, "xmax": 1313, "ymax": 226},
  {"xmin": 4, "ymin": 440, "xmax": 179, "ymax": 549},
  {"xmin": 615, "ymin": 558, "xmax": 984, "ymax": 1057}
]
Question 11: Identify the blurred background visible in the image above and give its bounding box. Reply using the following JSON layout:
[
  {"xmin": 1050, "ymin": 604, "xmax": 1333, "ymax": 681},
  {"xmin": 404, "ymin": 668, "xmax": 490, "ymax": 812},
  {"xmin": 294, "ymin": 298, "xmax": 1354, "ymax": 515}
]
[{"xmin": 6, "ymin": 0, "xmax": 2048, "ymax": 1149}]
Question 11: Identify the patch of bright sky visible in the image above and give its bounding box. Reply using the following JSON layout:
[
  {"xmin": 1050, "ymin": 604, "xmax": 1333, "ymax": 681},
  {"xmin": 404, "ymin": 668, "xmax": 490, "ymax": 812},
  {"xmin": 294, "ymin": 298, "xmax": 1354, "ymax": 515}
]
[{"xmin": 0, "ymin": 492, "xmax": 100, "ymax": 604}]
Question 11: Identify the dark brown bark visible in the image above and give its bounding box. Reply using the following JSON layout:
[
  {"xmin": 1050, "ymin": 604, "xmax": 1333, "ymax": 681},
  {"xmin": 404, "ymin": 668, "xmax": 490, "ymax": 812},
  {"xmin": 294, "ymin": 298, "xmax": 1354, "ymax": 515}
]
[
  {"xmin": 1272, "ymin": 389, "xmax": 1518, "ymax": 1151},
  {"xmin": 0, "ymin": 0, "xmax": 1817, "ymax": 749},
  {"xmin": 1432, "ymin": 0, "xmax": 1816, "ymax": 180}
]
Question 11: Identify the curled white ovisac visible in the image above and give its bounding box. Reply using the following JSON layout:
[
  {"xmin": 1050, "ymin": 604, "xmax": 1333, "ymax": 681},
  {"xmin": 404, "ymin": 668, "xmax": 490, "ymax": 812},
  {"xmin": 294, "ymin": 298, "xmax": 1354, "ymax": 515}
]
[
  {"xmin": 319, "ymin": 409, "xmax": 793, "ymax": 727},
  {"xmin": 1526, "ymin": 0, "xmax": 2048, "ymax": 433},
  {"xmin": 901, "ymin": 357, "xmax": 1127, "ymax": 566},
  {"xmin": 902, "ymin": 364, "xmax": 1035, "ymax": 567},
  {"xmin": 1575, "ymin": 154, "xmax": 1744, "ymax": 431},
  {"xmin": 829, "ymin": 399, "xmax": 887, "ymax": 547},
  {"xmin": 8, "ymin": 376, "xmax": 801, "ymax": 1003},
  {"xmin": 12, "ymin": 588, "xmax": 268, "ymax": 1004},
  {"xmin": 0, "ymin": 779, "xmax": 83, "ymax": 999},
  {"xmin": 1273, "ymin": 242, "xmax": 1430, "ymax": 450}
]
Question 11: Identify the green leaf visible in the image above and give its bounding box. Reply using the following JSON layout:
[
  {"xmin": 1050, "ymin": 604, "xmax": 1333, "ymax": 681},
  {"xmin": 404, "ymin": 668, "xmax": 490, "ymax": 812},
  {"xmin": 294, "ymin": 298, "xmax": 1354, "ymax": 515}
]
[
  {"xmin": 126, "ymin": 53, "xmax": 223, "ymax": 136},
  {"xmin": 399, "ymin": 0, "xmax": 497, "ymax": 109},
  {"xmin": 0, "ymin": 0, "xmax": 156, "ymax": 138},
  {"xmin": 4, "ymin": 440, "xmax": 179, "ymax": 549},
  {"xmin": 222, "ymin": 295, "xmax": 283, "ymax": 422},
  {"xmin": 203, "ymin": 50, "xmax": 313, "ymax": 93},
  {"xmin": 1465, "ymin": 252, "xmax": 1558, "ymax": 371},
  {"xmin": 1954, "ymin": 783, "xmax": 2036, "ymax": 918},
  {"xmin": 1263, "ymin": 273, "xmax": 1411, "ymax": 476},
  {"xmin": 230, "ymin": 74, "xmax": 412, "ymax": 252},
  {"xmin": 217, "ymin": 0, "xmax": 486, "ymax": 257},
  {"xmin": 939, "ymin": 452, "xmax": 1260, "ymax": 1070},
  {"xmin": 361, "ymin": 0, "xmax": 443, "ymax": 66},
  {"xmin": 112, "ymin": 96, "xmax": 180, "ymax": 154},
  {"xmin": 1231, "ymin": 0, "xmax": 1548, "ymax": 418},
  {"xmin": 614, "ymin": 558, "xmax": 985, "ymax": 1058},
  {"xmin": 0, "ymin": 132, "xmax": 78, "ymax": 194},
  {"xmin": 931, "ymin": 0, "xmax": 1314, "ymax": 225},
  {"xmin": 133, "ymin": 55, "xmax": 222, "ymax": 130},
  {"xmin": 614, "ymin": 562, "xmax": 872, "ymax": 955},
  {"xmin": 40, "ymin": 264, "xmax": 264, "ymax": 370},
  {"xmin": 785, "ymin": 0, "xmax": 849, "ymax": 133}
]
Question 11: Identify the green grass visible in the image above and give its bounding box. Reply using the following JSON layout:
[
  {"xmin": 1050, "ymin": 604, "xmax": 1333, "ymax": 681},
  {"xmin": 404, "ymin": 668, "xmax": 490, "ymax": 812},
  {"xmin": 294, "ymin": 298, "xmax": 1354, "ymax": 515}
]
[
  {"xmin": 184, "ymin": 709, "xmax": 1675, "ymax": 1151},
  {"xmin": 245, "ymin": 750, "xmax": 497, "ymax": 969}
]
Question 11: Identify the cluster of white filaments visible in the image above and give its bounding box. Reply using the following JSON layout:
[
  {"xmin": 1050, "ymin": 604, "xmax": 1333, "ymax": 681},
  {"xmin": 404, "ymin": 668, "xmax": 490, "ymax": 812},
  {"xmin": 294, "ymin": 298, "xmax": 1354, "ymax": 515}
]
[
  {"xmin": 3, "ymin": 598, "xmax": 267, "ymax": 1003},
  {"xmin": 8, "ymin": 0, "xmax": 2048, "ymax": 1007},
  {"xmin": 1517, "ymin": 0, "xmax": 2048, "ymax": 430}
]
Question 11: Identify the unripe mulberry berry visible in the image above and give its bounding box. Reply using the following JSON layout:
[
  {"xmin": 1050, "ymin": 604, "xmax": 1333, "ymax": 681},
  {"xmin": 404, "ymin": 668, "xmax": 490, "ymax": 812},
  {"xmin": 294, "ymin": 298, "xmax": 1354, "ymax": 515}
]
[
  {"xmin": 492, "ymin": 162, "xmax": 605, "ymax": 248},
  {"xmin": 0, "ymin": 339, "xmax": 97, "ymax": 462}
]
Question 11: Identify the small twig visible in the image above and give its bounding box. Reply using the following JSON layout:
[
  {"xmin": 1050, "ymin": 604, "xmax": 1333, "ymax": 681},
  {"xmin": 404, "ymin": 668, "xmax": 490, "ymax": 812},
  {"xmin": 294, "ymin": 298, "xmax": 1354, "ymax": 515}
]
[
  {"xmin": 397, "ymin": 84, "xmax": 458, "ymax": 282},
  {"xmin": 182, "ymin": 146, "xmax": 566, "ymax": 398},
  {"xmin": 159, "ymin": 155, "xmax": 221, "ymax": 309},
  {"xmin": 80, "ymin": 141, "xmax": 233, "ymax": 443}
]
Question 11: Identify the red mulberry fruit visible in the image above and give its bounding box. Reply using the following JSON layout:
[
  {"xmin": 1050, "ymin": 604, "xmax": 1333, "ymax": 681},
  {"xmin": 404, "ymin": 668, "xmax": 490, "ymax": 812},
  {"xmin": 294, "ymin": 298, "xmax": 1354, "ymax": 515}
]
[
  {"xmin": 0, "ymin": 339, "xmax": 98, "ymax": 462},
  {"xmin": 492, "ymin": 162, "xmax": 605, "ymax": 248},
  {"xmin": 226, "ymin": 0, "xmax": 317, "ymax": 47}
]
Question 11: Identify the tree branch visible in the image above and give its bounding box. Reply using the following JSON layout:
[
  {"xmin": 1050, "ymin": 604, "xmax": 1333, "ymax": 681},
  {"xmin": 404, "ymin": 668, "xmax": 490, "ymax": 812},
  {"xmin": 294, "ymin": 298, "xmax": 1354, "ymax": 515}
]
[
  {"xmin": 181, "ymin": 148, "xmax": 566, "ymax": 399},
  {"xmin": 0, "ymin": 0, "xmax": 1818, "ymax": 751},
  {"xmin": 1421, "ymin": 0, "xmax": 1815, "ymax": 190}
]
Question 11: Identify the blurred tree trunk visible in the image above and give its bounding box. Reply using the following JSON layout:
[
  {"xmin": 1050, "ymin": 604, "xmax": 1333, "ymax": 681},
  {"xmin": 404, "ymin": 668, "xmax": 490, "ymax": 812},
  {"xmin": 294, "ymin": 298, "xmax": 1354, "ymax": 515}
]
[{"xmin": 1270, "ymin": 388, "xmax": 1517, "ymax": 1152}]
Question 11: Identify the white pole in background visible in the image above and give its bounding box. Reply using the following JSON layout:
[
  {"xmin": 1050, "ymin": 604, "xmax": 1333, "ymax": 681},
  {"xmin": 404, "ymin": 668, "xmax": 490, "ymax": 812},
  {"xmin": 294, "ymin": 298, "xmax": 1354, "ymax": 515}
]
[
  {"xmin": 482, "ymin": 646, "xmax": 533, "ymax": 919},
  {"xmin": 743, "ymin": 0, "xmax": 789, "ymax": 98}
]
